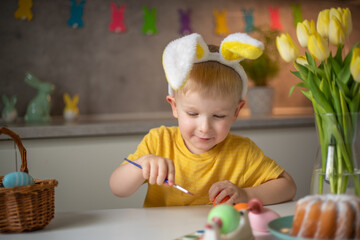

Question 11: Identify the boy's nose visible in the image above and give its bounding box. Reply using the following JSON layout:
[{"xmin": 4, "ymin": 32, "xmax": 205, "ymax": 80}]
[{"xmin": 198, "ymin": 117, "xmax": 210, "ymax": 133}]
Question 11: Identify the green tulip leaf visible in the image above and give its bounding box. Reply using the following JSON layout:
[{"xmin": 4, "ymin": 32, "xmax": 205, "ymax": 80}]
[
  {"xmin": 308, "ymin": 71, "xmax": 334, "ymax": 113},
  {"xmin": 335, "ymin": 76, "xmax": 351, "ymax": 97},
  {"xmin": 300, "ymin": 89, "xmax": 312, "ymax": 101},
  {"xmin": 337, "ymin": 64, "xmax": 351, "ymax": 85},
  {"xmin": 289, "ymin": 82, "xmax": 307, "ymax": 97},
  {"xmin": 291, "ymin": 70, "xmax": 303, "ymax": 80},
  {"xmin": 351, "ymin": 82, "xmax": 360, "ymax": 98},
  {"xmin": 332, "ymin": 82, "xmax": 342, "ymax": 115},
  {"xmin": 334, "ymin": 45, "xmax": 344, "ymax": 65},
  {"xmin": 293, "ymin": 63, "xmax": 309, "ymax": 80},
  {"xmin": 350, "ymin": 92, "xmax": 360, "ymax": 113},
  {"xmin": 305, "ymin": 52, "xmax": 316, "ymax": 68},
  {"xmin": 320, "ymin": 78, "xmax": 331, "ymax": 97},
  {"xmin": 329, "ymin": 57, "xmax": 341, "ymax": 76}
]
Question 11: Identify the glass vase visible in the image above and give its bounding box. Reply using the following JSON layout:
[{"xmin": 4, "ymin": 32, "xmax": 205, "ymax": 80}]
[{"xmin": 310, "ymin": 112, "xmax": 360, "ymax": 196}]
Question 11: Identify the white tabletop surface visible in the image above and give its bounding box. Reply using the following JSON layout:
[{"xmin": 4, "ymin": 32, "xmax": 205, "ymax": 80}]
[{"xmin": 1, "ymin": 201, "xmax": 296, "ymax": 240}]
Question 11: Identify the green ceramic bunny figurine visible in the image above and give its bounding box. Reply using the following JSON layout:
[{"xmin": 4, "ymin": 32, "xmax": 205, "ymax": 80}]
[
  {"xmin": 1, "ymin": 95, "xmax": 18, "ymax": 122},
  {"xmin": 24, "ymin": 73, "xmax": 55, "ymax": 122}
]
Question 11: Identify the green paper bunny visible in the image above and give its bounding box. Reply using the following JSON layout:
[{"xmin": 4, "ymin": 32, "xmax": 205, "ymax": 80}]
[{"xmin": 142, "ymin": 7, "xmax": 157, "ymax": 35}]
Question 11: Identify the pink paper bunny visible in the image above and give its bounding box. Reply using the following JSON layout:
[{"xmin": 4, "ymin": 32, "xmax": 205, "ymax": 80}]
[
  {"xmin": 268, "ymin": 6, "xmax": 283, "ymax": 30},
  {"xmin": 109, "ymin": 3, "xmax": 126, "ymax": 33}
]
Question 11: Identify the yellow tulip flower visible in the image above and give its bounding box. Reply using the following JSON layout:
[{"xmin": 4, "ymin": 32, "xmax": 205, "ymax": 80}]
[
  {"xmin": 276, "ymin": 33, "xmax": 299, "ymax": 63},
  {"xmin": 329, "ymin": 16, "xmax": 345, "ymax": 46},
  {"xmin": 295, "ymin": 56, "xmax": 308, "ymax": 66},
  {"xmin": 308, "ymin": 32, "xmax": 330, "ymax": 61},
  {"xmin": 296, "ymin": 20, "xmax": 316, "ymax": 48},
  {"xmin": 342, "ymin": 8, "xmax": 352, "ymax": 38},
  {"xmin": 317, "ymin": 9, "xmax": 330, "ymax": 38},
  {"xmin": 351, "ymin": 47, "xmax": 360, "ymax": 83},
  {"xmin": 329, "ymin": 8, "xmax": 342, "ymax": 22},
  {"xmin": 294, "ymin": 56, "xmax": 308, "ymax": 70}
]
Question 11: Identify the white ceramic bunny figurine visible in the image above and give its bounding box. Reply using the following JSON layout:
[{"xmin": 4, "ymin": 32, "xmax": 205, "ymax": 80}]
[
  {"xmin": 1, "ymin": 95, "xmax": 18, "ymax": 122},
  {"xmin": 24, "ymin": 73, "xmax": 55, "ymax": 122}
]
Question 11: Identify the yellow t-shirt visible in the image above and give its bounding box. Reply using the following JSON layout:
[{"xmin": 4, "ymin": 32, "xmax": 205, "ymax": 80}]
[{"xmin": 126, "ymin": 126, "xmax": 284, "ymax": 207}]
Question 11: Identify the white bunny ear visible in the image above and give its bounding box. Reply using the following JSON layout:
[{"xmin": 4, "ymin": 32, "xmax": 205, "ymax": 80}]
[
  {"xmin": 163, "ymin": 32, "xmax": 264, "ymax": 99},
  {"xmin": 217, "ymin": 33, "xmax": 264, "ymax": 99},
  {"xmin": 163, "ymin": 33, "xmax": 209, "ymax": 93},
  {"xmin": 219, "ymin": 33, "xmax": 264, "ymax": 62}
]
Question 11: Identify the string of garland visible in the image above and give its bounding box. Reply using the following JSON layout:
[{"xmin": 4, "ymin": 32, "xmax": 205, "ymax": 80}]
[{"xmin": 14, "ymin": 0, "xmax": 303, "ymax": 35}]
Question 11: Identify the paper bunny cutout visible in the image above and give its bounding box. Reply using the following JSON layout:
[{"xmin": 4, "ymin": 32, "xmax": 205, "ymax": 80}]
[
  {"xmin": 14, "ymin": 0, "xmax": 33, "ymax": 21},
  {"xmin": 63, "ymin": 93, "xmax": 79, "ymax": 121},
  {"xmin": 67, "ymin": 0, "xmax": 86, "ymax": 28},
  {"xmin": 1, "ymin": 95, "xmax": 18, "ymax": 123},
  {"xmin": 268, "ymin": 6, "xmax": 283, "ymax": 30},
  {"xmin": 24, "ymin": 73, "xmax": 55, "ymax": 122},
  {"xmin": 213, "ymin": 9, "xmax": 230, "ymax": 36},
  {"xmin": 291, "ymin": 3, "xmax": 303, "ymax": 27},
  {"xmin": 162, "ymin": 33, "xmax": 264, "ymax": 99},
  {"xmin": 242, "ymin": 8, "xmax": 255, "ymax": 33},
  {"xmin": 142, "ymin": 7, "xmax": 157, "ymax": 35},
  {"xmin": 109, "ymin": 3, "xmax": 126, "ymax": 33},
  {"xmin": 178, "ymin": 9, "xmax": 192, "ymax": 35}
]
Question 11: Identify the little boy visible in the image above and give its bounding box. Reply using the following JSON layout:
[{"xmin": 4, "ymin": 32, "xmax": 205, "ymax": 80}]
[{"xmin": 110, "ymin": 33, "xmax": 296, "ymax": 207}]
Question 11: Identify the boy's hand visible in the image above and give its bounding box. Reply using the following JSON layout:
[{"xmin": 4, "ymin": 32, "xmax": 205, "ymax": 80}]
[
  {"xmin": 209, "ymin": 180, "xmax": 249, "ymax": 205},
  {"xmin": 138, "ymin": 155, "xmax": 175, "ymax": 186}
]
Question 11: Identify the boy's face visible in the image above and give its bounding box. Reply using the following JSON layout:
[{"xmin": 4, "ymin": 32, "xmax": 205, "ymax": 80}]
[{"xmin": 167, "ymin": 91, "xmax": 245, "ymax": 154}]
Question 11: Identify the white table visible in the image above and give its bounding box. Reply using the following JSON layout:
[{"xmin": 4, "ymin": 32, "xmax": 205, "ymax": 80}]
[{"xmin": 0, "ymin": 201, "xmax": 296, "ymax": 240}]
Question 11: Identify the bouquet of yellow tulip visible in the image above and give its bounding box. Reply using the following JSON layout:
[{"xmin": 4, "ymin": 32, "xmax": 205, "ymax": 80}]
[{"xmin": 276, "ymin": 7, "xmax": 360, "ymax": 195}]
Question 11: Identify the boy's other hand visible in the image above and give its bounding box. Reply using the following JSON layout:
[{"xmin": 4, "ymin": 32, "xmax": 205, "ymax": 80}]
[{"xmin": 209, "ymin": 180, "xmax": 249, "ymax": 205}]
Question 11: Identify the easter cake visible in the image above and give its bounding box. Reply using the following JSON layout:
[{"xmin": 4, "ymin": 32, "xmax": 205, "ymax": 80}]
[{"xmin": 291, "ymin": 194, "xmax": 360, "ymax": 239}]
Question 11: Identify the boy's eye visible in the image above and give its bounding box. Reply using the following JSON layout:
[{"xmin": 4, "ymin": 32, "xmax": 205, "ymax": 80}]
[
  {"xmin": 187, "ymin": 112, "xmax": 198, "ymax": 117},
  {"xmin": 214, "ymin": 114, "xmax": 226, "ymax": 119}
]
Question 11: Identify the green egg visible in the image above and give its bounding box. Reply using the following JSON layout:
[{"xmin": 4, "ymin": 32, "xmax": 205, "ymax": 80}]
[{"xmin": 207, "ymin": 204, "xmax": 240, "ymax": 234}]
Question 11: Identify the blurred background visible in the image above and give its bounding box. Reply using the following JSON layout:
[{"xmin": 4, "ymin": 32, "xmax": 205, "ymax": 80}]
[{"xmin": 1, "ymin": 0, "xmax": 358, "ymax": 118}]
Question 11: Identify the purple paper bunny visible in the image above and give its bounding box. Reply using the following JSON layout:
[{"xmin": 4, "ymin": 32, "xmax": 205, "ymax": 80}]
[{"xmin": 178, "ymin": 9, "xmax": 192, "ymax": 35}]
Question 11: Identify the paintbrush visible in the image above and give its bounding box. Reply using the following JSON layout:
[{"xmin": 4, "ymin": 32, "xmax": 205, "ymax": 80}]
[{"xmin": 124, "ymin": 158, "xmax": 194, "ymax": 196}]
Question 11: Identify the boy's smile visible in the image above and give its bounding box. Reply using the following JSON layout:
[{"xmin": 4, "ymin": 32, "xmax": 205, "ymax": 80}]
[{"xmin": 167, "ymin": 91, "xmax": 244, "ymax": 154}]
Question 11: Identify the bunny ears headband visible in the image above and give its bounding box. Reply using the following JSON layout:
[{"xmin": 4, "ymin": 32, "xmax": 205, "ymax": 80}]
[{"xmin": 163, "ymin": 33, "xmax": 264, "ymax": 99}]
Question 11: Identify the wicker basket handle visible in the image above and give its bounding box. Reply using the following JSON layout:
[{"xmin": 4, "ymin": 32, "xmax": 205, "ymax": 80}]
[{"xmin": 0, "ymin": 127, "xmax": 28, "ymax": 173}]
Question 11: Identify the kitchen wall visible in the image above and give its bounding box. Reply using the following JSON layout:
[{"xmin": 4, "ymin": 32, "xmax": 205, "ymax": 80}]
[{"xmin": 1, "ymin": 0, "xmax": 359, "ymax": 117}]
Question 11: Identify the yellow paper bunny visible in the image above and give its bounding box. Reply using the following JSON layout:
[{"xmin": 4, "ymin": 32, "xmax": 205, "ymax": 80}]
[
  {"xmin": 63, "ymin": 93, "xmax": 79, "ymax": 121},
  {"xmin": 214, "ymin": 9, "xmax": 230, "ymax": 36},
  {"xmin": 14, "ymin": 0, "xmax": 33, "ymax": 21}
]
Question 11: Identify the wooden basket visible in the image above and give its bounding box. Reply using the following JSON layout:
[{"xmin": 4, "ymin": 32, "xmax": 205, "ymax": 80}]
[{"xmin": 0, "ymin": 127, "xmax": 58, "ymax": 233}]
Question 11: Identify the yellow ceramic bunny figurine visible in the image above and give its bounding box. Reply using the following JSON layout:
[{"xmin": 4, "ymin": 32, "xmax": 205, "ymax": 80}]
[{"xmin": 63, "ymin": 93, "xmax": 79, "ymax": 121}]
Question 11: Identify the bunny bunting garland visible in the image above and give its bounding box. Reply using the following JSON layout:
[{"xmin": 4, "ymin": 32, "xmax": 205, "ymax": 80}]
[{"xmin": 162, "ymin": 33, "xmax": 264, "ymax": 99}]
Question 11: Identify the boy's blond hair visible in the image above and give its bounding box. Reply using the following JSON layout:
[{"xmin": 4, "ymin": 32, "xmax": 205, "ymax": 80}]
[{"xmin": 175, "ymin": 45, "xmax": 243, "ymax": 102}]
